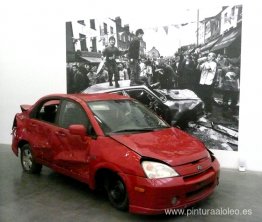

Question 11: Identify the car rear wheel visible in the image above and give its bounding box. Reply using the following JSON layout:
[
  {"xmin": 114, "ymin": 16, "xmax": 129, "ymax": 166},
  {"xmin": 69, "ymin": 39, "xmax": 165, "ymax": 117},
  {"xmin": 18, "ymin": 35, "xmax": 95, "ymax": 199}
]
[
  {"xmin": 105, "ymin": 175, "xmax": 128, "ymax": 211},
  {"xmin": 20, "ymin": 144, "xmax": 42, "ymax": 174}
]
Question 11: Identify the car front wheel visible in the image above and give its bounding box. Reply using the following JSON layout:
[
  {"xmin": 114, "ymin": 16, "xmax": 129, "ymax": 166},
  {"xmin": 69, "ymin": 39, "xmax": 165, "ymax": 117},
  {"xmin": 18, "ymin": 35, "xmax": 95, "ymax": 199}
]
[
  {"xmin": 20, "ymin": 144, "xmax": 42, "ymax": 174},
  {"xmin": 105, "ymin": 175, "xmax": 129, "ymax": 211}
]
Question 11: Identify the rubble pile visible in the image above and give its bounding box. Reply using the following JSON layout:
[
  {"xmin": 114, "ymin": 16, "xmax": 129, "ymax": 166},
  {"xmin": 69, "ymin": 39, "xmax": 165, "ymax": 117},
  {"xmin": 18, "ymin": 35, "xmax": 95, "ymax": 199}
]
[{"xmin": 187, "ymin": 117, "xmax": 238, "ymax": 151}]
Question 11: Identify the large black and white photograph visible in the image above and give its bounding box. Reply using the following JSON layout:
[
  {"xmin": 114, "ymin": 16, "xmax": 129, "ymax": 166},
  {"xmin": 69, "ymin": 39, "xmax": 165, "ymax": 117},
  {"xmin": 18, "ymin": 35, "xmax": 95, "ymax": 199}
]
[{"xmin": 66, "ymin": 5, "xmax": 242, "ymax": 151}]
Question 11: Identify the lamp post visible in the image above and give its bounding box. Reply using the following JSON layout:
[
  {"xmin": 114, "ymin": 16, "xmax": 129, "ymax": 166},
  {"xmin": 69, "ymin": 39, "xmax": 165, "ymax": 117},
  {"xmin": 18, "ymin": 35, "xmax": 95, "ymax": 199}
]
[{"xmin": 197, "ymin": 9, "xmax": 199, "ymax": 47}]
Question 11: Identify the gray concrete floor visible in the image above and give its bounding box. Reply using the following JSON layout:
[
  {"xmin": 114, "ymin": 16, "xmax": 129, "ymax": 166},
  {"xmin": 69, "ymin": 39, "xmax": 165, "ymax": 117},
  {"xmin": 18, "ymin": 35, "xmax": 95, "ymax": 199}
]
[{"xmin": 1, "ymin": 144, "xmax": 262, "ymax": 222}]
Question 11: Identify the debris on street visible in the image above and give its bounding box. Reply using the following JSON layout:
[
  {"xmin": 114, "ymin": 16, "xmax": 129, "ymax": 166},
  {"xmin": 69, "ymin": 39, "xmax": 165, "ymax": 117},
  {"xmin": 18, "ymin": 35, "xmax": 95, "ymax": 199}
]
[{"xmin": 186, "ymin": 104, "xmax": 239, "ymax": 151}]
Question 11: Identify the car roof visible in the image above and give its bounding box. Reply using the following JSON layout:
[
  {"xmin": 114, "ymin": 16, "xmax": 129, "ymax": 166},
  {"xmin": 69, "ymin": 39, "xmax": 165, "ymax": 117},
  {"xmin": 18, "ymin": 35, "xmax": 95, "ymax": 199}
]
[
  {"xmin": 82, "ymin": 80, "xmax": 149, "ymax": 94},
  {"xmin": 42, "ymin": 93, "xmax": 130, "ymax": 102}
]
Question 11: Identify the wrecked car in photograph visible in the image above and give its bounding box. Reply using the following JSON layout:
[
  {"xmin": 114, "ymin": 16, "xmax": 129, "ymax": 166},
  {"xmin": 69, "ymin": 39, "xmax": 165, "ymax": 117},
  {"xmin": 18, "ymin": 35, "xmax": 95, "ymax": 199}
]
[
  {"xmin": 83, "ymin": 80, "xmax": 204, "ymax": 129},
  {"xmin": 12, "ymin": 93, "xmax": 219, "ymax": 215}
]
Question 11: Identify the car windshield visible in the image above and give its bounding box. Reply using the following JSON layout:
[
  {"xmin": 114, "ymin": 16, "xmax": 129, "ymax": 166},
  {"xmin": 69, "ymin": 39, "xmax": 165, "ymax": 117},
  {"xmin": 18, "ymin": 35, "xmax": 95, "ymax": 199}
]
[{"xmin": 87, "ymin": 100, "xmax": 169, "ymax": 134}]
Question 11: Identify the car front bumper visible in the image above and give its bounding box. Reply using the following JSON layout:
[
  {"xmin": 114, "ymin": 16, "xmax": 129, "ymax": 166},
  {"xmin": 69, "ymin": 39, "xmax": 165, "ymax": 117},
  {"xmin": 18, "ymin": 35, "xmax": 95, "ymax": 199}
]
[{"xmin": 121, "ymin": 159, "xmax": 220, "ymax": 215}]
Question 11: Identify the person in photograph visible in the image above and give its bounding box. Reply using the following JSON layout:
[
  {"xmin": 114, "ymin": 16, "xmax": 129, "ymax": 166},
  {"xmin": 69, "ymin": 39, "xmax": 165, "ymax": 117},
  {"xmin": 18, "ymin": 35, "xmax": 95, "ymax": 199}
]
[
  {"xmin": 222, "ymin": 63, "xmax": 240, "ymax": 115},
  {"xmin": 102, "ymin": 36, "xmax": 127, "ymax": 88},
  {"xmin": 128, "ymin": 29, "xmax": 144, "ymax": 86},
  {"xmin": 191, "ymin": 53, "xmax": 201, "ymax": 91},
  {"xmin": 87, "ymin": 65, "xmax": 98, "ymax": 86},
  {"xmin": 216, "ymin": 53, "xmax": 229, "ymax": 88},
  {"xmin": 96, "ymin": 67, "xmax": 109, "ymax": 83},
  {"xmin": 151, "ymin": 59, "xmax": 158, "ymax": 84},
  {"xmin": 118, "ymin": 63, "xmax": 128, "ymax": 80},
  {"xmin": 197, "ymin": 52, "xmax": 218, "ymax": 115},
  {"xmin": 139, "ymin": 58, "xmax": 150, "ymax": 85},
  {"xmin": 72, "ymin": 64, "xmax": 90, "ymax": 93},
  {"xmin": 171, "ymin": 52, "xmax": 184, "ymax": 88},
  {"xmin": 145, "ymin": 58, "xmax": 153, "ymax": 85},
  {"xmin": 155, "ymin": 58, "xmax": 177, "ymax": 89},
  {"xmin": 78, "ymin": 63, "xmax": 90, "ymax": 76},
  {"xmin": 179, "ymin": 53, "xmax": 196, "ymax": 90},
  {"xmin": 139, "ymin": 58, "xmax": 147, "ymax": 77}
]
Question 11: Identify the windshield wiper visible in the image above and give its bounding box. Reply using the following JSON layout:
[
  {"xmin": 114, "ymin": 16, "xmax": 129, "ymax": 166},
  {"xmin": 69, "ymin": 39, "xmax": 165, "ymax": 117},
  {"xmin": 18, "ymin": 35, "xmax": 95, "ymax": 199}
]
[
  {"xmin": 155, "ymin": 125, "xmax": 170, "ymax": 129},
  {"xmin": 111, "ymin": 128, "xmax": 156, "ymax": 133}
]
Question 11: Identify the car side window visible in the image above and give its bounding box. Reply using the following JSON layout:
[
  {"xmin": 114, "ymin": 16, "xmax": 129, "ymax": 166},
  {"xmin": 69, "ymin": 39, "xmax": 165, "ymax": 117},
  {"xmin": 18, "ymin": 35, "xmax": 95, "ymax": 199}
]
[
  {"xmin": 58, "ymin": 100, "xmax": 90, "ymax": 130},
  {"xmin": 34, "ymin": 99, "xmax": 60, "ymax": 124},
  {"xmin": 125, "ymin": 89, "xmax": 153, "ymax": 107}
]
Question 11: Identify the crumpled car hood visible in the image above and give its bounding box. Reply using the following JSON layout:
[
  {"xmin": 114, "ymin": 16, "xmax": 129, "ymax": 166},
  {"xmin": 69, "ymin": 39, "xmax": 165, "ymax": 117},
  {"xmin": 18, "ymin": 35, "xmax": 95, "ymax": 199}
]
[
  {"xmin": 110, "ymin": 127, "xmax": 208, "ymax": 166},
  {"xmin": 155, "ymin": 89, "xmax": 200, "ymax": 100}
]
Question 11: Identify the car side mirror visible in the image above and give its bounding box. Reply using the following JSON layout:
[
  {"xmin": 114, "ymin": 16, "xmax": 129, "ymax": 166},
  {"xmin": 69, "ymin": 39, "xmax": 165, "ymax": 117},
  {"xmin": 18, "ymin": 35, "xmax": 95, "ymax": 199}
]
[{"xmin": 68, "ymin": 124, "xmax": 87, "ymax": 137}]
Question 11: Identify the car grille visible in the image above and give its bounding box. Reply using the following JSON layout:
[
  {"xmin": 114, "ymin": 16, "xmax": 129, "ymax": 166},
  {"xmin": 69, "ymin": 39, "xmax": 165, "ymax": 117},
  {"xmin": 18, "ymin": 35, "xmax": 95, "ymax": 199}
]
[
  {"xmin": 175, "ymin": 157, "xmax": 212, "ymax": 177},
  {"xmin": 183, "ymin": 167, "xmax": 213, "ymax": 181}
]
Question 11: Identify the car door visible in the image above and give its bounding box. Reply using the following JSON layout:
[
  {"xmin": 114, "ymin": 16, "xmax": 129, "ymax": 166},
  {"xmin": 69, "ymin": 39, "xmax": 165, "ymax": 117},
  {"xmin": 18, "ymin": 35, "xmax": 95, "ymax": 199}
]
[
  {"xmin": 53, "ymin": 99, "xmax": 93, "ymax": 178},
  {"xmin": 27, "ymin": 99, "xmax": 60, "ymax": 162}
]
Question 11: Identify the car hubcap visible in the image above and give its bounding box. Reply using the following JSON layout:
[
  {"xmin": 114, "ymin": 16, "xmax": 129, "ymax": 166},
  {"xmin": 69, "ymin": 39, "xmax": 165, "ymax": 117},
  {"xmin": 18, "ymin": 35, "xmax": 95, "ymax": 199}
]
[
  {"xmin": 23, "ymin": 149, "xmax": 32, "ymax": 170},
  {"xmin": 110, "ymin": 181, "xmax": 125, "ymax": 204}
]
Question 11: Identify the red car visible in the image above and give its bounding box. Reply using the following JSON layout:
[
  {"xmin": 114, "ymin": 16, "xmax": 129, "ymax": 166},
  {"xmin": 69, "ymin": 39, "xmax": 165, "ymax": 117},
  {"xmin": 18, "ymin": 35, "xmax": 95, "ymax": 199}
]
[{"xmin": 11, "ymin": 93, "xmax": 219, "ymax": 215}]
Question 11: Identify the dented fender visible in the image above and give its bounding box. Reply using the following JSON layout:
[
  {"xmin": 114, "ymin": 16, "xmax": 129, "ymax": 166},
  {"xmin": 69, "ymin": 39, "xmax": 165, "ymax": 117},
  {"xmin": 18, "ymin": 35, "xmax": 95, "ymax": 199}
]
[{"xmin": 11, "ymin": 114, "xmax": 28, "ymax": 156}]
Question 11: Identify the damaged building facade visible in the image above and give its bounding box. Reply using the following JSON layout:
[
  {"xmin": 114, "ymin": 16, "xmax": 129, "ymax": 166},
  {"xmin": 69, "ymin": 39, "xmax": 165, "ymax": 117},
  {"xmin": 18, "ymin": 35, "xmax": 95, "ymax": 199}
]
[
  {"xmin": 66, "ymin": 16, "xmax": 146, "ymax": 64},
  {"xmin": 198, "ymin": 5, "xmax": 242, "ymax": 59}
]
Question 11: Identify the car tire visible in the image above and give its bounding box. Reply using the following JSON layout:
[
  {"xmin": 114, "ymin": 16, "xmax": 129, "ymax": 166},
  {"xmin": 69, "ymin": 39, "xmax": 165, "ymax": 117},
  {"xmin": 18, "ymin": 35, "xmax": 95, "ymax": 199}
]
[
  {"xmin": 20, "ymin": 144, "xmax": 42, "ymax": 174},
  {"xmin": 105, "ymin": 175, "xmax": 129, "ymax": 211}
]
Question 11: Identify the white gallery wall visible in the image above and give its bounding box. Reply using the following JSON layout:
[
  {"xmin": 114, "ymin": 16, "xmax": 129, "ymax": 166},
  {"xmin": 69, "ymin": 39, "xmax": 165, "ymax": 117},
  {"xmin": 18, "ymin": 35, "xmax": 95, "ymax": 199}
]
[{"xmin": 0, "ymin": 0, "xmax": 262, "ymax": 171}]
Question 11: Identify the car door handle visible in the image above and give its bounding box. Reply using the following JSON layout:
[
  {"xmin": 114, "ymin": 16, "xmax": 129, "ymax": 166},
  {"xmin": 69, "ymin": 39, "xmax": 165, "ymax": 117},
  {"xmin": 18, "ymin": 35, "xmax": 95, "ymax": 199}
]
[{"xmin": 55, "ymin": 131, "xmax": 66, "ymax": 137}]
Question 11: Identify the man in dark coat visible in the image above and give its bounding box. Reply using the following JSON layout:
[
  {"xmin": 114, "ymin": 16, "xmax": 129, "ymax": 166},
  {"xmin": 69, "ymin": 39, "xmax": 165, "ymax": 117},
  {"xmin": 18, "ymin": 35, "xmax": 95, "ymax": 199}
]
[
  {"xmin": 72, "ymin": 65, "xmax": 90, "ymax": 93},
  {"xmin": 156, "ymin": 59, "xmax": 177, "ymax": 89},
  {"xmin": 103, "ymin": 36, "xmax": 126, "ymax": 88},
  {"xmin": 179, "ymin": 54, "xmax": 196, "ymax": 90},
  {"xmin": 128, "ymin": 29, "xmax": 144, "ymax": 86}
]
